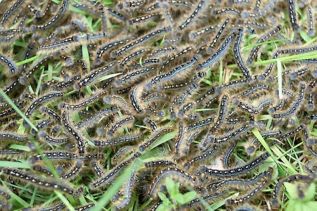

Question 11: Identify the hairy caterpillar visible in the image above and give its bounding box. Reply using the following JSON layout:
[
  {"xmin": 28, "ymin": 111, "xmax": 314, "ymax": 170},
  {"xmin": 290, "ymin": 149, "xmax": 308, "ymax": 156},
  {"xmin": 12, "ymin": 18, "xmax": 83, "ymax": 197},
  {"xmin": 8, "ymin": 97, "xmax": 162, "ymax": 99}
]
[
  {"xmin": 143, "ymin": 118, "xmax": 157, "ymax": 131},
  {"xmin": 226, "ymin": 168, "xmax": 272, "ymax": 205},
  {"xmin": 93, "ymin": 133, "xmax": 141, "ymax": 147},
  {"xmin": 200, "ymin": 122, "xmax": 254, "ymax": 148},
  {"xmin": 119, "ymin": 48, "xmax": 148, "ymax": 67},
  {"xmin": 189, "ymin": 24, "xmax": 218, "ymax": 40},
  {"xmin": 272, "ymin": 82, "xmax": 306, "ymax": 118},
  {"xmin": 160, "ymin": 46, "xmax": 193, "ymax": 70},
  {"xmin": 95, "ymin": 38, "xmax": 130, "ymax": 62},
  {"xmin": 76, "ymin": 62, "xmax": 116, "ymax": 89},
  {"xmin": 223, "ymin": 142, "xmax": 237, "ymax": 168},
  {"xmin": 179, "ymin": 0, "xmax": 206, "ymax": 30},
  {"xmin": 208, "ymin": 167, "xmax": 273, "ymax": 190},
  {"xmin": 129, "ymin": 85, "xmax": 144, "ymax": 113},
  {"xmin": 128, "ymin": 13, "xmax": 161, "ymax": 25},
  {"xmin": 148, "ymin": 167, "xmax": 196, "ymax": 196},
  {"xmin": 145, "ymin": 56, "xmax": 198, "ymax": 90},
  {"xmin": 247, "ymin": 25, "xmax": 281, "ymax": 65},
  {"xmin": 74, "ymin": 203, "xmax": 95, "ymax": 211},
  {"xmin": 113, "ymin": 172, "xmax": 136, "ymax": 209},
  {"xmin": 113, "ymin": 26, "xmax": 171, "ymax": 57},
  {"xmin": 233, "ymin": 28, "xmax": 252, "ymax": 79},
  {"xmin": 208, "ymin": 18, "xmax": 230, "ymax": 50},
  {"xmin": 91, "ymin": 160, "xmax": 105, "ymax": 177},
  {"xmin": 76, "ymin": 107, "xmax": 118, "ymax": 129},
  {"xmin": 184, "ymin": 145, "xmax": 218, "ymax": 169},
  {"xmin": 89, "ymin": 152, "xmax": 141, "ymax": 189},
  {"xmin": 61, "ymin": 160, "xmax": 83, "ymax": 180},
  {"xmin": 233, "ymin": 98, "xmax": 272, "ymax": 115},
  {"xmin": 32, "ymin": 0, "xmax": 69, "ymax": 31},
  {"xmin": 187, "ymin": 117, "xmax": 214, "ymax": 131},
  {"xmin": 60, "ymin": 90, "xmax": 106, "ymax": 111},
  {"xmin": 272, "ymin": 174, "xmax": 313, "ymax": 208},
  {"xmin": 307, "ymin": 6, "xmax": 315, "ymax": 36},
  {"xmin": 198, "ymin": 31, "xmax": 235, "ymax": 70},
  {"xmin": 60, "ymin": 110, "xmax": 85, "ymax": 155},
  {"xmin": 25, "ymin": 92, "xmax": 63, "ymax": 117},
  {"xmin": 18, "ymin": 56, "xmax": 51, "ymax": 85},
  {"xmin": 0, "ymin": 132, "xmax": 27, "ymax": 143},
  {"xmin": 198, "ymin": 152, "xmax": 270, "ymax": 177},
  {"xmin": 139, "ymin": 128, "xmax": 173, "ymax": 152},
  {"xmin": 107, "ymin": 116, "xmax": 135, "ymax": 137},
  {"xmin": 1, "ymin": 168, "xmax": 80, "ymax": 195},
  {"xmin": 287, "ymin": 0, "xmax": 299, "ymax": 31},
  {"xmin": 115, "ymin": 66, "xmax": 155, "ymax": 87},
  {"xmin": 0, "ymin": 54, "xmax": 18, "ymax": 74},
  {"xmin": 210, "ymin": 94, "xmax": 229, "ymax": 131},
  {"xmin": 0, "ymin": 0, "xmax": 25, "ymax": 25}
]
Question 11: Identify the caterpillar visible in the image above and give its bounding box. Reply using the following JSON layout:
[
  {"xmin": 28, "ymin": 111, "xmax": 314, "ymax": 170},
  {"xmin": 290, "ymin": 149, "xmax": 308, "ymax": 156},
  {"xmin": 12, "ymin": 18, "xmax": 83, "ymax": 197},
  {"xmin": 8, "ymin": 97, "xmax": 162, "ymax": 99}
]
[
  {"xmin": 91, "ymin": 160, "xmax": 105, "ymax": 177},
  {"xmin": 307, "ymin": 6, "xmax": 315, "ymax": 36},
  {"xmin": 223, "ymin": 142, "xmax": 237, "ymax": 168},
  {"xmin": 233, "ymin": 98, "xmax": 272, "ymax": 115},
  {"xmin": 233, "ymin": 28, "xmax": 252, "ymax": 79},
  {"xmin": 198, "ymin": 31, "xmax": 235, "ymax": 70},
  {"xmin": 114, "ymin": 172, "xmax": 136, "ymax": 209},
  {"xmin": 198, "ymin": 152, "xmax": 270, "ymax": 177},
  {"xmin": 184, "ymin": 145, "xmax": 218, "ymax": 169},
  {"xmin": 119, "ymin": 48, "xmax": 148, "ymax": 67},
  {"xmin": 40, "ymin": 107, "xmax": 61, "ymax": 123},
  {"xmin": 160, "ymin": 46, "xmax": 193, "ymax": 70},
  {"xmin": 93, "ymin": 133, "xmax": 141, "ymax": 147},
  {"xmin": 210, "ymin": 94, "xmax": 229, "ymax": 131},
  {"xmin": 113, "ymin": 26, "xmax": 171, "ymax": 57},
  {"xmin": 139, "ymin": 128, "xmax": 173, "ymax": 152},
  {"xmin": 200, "ymin": 122, "xmax": 254, "ymax": 148},
  {"xmin": 226, "ymin": 169, "xmax": 272, "ymax": 205},
  {"xmin": 144, "ymin": 160, "xmax": 176, "ymax": 168},
  {"xmin": 145, "ymin": 56, "xmax": 198, "ymax": 90},
  {"xmin": 272, "ymin": 82, "xmax": 306, "ymax": 118},
  {"xmin": 34, "ymin": 151, "xmax": 78, "ymax": 161},
  {"xmin": 0, "ymin": 132, "xmax": 27, "ymax": 143},
  {"xmin": 25, "ymin": 92, "xmax": 63, "ymax": 117},
  {"xmin": 247, "ymin": 25, "xmax": 281, "ymax": 65},
  {"xmin": 128, "ymin": 13, "xmax": 161, "ymax": 25},
  {"xmin": 0, "ymin": 54, "xmax": 18, "ymax": 74},
  {"xmin": 143, "ymin": 118, "xmax": 157, "ymax": 131},
  {"xmin": 74, "ymin": 203, "xmax": 95, "ymax": 211},
  {"xmin": 95, "ymin": 38, "xmax": 130, "ymax": 62},
  {"xmin": 76, "ymin": 62, "xmax": 116, "ymax": 89},
  {"xmin": 60, "ymin": 90, "xmax": 106, "ymax": 111},
  {"xmin": 148, "ymin": 167, "xmax": 196, "ymax": 196},
  {"xmin": 1, "ymin": 168, "xmax": 80, "ymax": 196},
  {"xmin": 107, "ymin": 116, "xmax": 135, "ymax": 137},
  {"xmin": 208, "ymin": 167, "xmax": 273, "ymax": 190},
  {"xmin": 189, "ymin": 24, "xmax": 218, "ymax": 40},
  {"xmin": 179, "ymin": 0, "xmax": 206, "ymax": 30},
  {"xmin": 129, "ymin": 85, "xmax": 144, "ymax": 113},
  {"xmin": 287, "ymin": 0, "xmax": 299, "ymax": 31},
  {"xmin": 60, "ymin": 110, "xmax": 86, "ymax": 155},
  {"xmin": 75, "ymin": 107, "xmax": 118, "ymax": 129},
  {"xmin": 208, "ymin": 18, "xmax": 230, "ymax": 50},
  {"xmin": 61, "ymin": 160, "xmax": 83, "ymax": 180},
  {"xmin": 53, "ymin": 75, "xmax": 81, "ymax": 90},
  {"xmin": 115, "ymin": 66, "xmax": 155, "ymax": 87},
  {"xmin": 89, "ymin": 152, "xmax": 141, "ymax": 189},
  {"xmin": 32, "ymin": 0, "xmax": 69, "ymax": 31},
  {"xmin": 0, "ymin": 0, "xmax": 25, "ymax": 25},
  {"xmin": 272, "ymin": 174, "xmax": 313, "ymax": 208}
]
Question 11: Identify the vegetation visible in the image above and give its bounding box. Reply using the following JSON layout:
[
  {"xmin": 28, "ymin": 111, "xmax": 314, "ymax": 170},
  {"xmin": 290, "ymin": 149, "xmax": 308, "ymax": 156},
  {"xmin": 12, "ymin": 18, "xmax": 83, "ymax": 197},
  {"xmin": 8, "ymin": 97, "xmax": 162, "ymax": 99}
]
[{"xmin": 0, "ymin": 0, "xmax": 316, "ymax": 210}]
